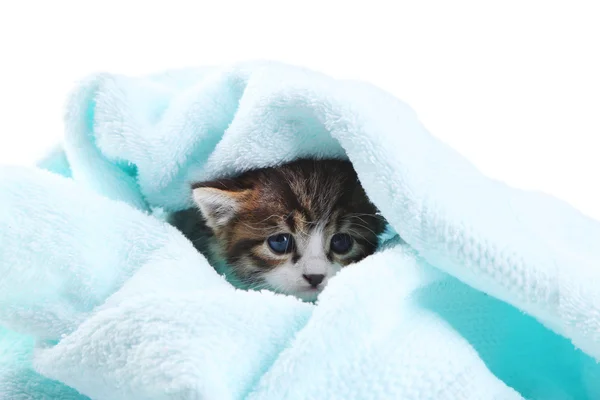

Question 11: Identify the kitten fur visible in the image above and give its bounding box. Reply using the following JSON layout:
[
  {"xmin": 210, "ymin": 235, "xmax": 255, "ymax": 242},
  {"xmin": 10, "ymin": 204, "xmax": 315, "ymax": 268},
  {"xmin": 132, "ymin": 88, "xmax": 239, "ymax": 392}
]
[{"xmin": 169, "ymin": 158, "xmax": 386, "ymax": 301}]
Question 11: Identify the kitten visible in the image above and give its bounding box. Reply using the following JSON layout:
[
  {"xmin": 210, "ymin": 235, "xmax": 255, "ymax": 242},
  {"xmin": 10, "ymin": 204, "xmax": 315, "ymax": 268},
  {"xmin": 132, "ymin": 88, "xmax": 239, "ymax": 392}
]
[{"xmin": 170, "ymin": 158, "xmax": 386, "ymax": 301}]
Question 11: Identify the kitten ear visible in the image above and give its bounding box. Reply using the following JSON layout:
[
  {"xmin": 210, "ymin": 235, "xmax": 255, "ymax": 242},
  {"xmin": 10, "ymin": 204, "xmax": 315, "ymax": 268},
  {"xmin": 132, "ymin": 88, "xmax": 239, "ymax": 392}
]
[{"xmin": 192, "ymin": 184, "xmax": 248, "ymax": 228}]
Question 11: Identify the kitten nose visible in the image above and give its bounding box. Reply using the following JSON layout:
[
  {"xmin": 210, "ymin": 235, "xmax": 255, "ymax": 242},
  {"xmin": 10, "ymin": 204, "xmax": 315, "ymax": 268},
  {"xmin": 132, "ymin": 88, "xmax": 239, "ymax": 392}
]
[{"xmin": 303, "ymin": 274, "xmax": 325, "ymax": 288}]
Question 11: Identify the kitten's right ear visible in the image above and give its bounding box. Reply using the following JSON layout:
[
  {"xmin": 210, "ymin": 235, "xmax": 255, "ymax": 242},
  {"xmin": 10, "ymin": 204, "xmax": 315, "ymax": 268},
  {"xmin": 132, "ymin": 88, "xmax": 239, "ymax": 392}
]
[{"xmin": 192, "ymin": 181, "xmax": 249, "ymax": 229}]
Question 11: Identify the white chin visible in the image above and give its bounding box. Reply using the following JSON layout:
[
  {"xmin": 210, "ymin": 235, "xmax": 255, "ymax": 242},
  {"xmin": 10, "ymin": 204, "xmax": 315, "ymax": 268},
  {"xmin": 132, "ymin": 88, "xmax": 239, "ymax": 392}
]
[
  {"xmin": 292, "ymin": 287, "xmax": 322, "ymax": 302},
  {"xmin": 261, "ymin": 265, "xmax": 326, "ymax": 302}
]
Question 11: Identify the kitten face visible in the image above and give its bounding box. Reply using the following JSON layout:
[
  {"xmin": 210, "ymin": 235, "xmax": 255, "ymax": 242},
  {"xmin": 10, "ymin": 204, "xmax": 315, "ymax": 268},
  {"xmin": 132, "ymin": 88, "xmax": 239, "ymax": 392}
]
[{"xmin": 190, "ymin": 159, "xmax": 386, "ymax": 301}]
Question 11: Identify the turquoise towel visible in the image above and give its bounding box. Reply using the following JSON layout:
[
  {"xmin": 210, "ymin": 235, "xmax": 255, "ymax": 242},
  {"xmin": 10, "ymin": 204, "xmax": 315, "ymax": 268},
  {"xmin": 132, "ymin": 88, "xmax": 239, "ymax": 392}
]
[{"xmin": 1, "ymin": 61, "xmax": 599, "ymax": 399}]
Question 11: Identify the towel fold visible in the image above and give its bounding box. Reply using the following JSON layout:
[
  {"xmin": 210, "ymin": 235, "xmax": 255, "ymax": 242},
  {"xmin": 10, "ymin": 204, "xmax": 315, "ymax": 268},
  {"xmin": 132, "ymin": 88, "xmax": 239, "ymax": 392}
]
[{"xmin": 1, "ymin": 61, "xmax": 599, "ymax": 399}]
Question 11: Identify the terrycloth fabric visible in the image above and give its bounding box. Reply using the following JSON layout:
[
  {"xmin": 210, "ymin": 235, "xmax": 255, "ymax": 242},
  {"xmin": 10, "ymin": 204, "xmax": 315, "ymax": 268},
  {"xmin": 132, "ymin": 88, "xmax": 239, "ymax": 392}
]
[{"xmin": 1, "ymin": 61, "xmax": 600, "ymax": 399}]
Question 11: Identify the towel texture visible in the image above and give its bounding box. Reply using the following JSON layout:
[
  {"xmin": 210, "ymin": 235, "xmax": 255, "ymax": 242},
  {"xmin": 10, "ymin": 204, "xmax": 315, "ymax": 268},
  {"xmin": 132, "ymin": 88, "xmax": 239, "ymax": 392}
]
[{"xmin": 1, "ymin": 61, "xmax": 599, "ymax": 399}]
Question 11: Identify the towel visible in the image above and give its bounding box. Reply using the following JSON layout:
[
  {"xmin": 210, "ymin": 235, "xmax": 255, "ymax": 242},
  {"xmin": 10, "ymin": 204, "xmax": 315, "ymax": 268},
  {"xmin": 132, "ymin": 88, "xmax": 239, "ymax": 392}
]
[{"xmin": 1, "ymin": 61, "xmax": 599, "ymax": 399}]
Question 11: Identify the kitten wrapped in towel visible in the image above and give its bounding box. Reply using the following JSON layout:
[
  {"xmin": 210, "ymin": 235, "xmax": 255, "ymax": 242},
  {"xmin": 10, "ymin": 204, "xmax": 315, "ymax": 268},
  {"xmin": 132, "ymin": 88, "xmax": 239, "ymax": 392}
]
[{"xmin": 170, "ymin": 158, "xmax": 386, "ymax": 301}]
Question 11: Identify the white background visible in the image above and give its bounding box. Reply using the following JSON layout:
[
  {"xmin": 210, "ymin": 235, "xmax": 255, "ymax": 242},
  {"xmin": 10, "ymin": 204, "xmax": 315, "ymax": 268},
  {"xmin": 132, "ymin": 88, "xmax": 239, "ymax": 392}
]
[{"xmin": 1, "ymin": 0, "xmax": 599, "ymax": 219}]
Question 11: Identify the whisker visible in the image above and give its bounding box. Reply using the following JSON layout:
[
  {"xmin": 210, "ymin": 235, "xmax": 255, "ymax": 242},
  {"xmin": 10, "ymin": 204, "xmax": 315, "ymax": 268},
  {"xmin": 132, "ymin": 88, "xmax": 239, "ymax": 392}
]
[
  {"xmin": 346, "ymin": 222, "xmax": 380, "ymax": 237},
  {"xmin": 237, "ymin": 221, "xmax": 282, "ymax": 234},
  {"xmin": 346, "ymin": 228, "xmax": 377, "ymax": 247},
  {"xmin": 346, "ymin": 212, "xmax": 387, "ymax": 220}
]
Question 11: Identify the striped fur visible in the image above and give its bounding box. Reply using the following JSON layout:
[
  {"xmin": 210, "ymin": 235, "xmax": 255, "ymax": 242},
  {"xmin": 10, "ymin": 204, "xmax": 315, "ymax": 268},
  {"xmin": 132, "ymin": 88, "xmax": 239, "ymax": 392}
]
[{"xmin": 170, "ymin": 158, "xmax": 386, "ymax": 301}]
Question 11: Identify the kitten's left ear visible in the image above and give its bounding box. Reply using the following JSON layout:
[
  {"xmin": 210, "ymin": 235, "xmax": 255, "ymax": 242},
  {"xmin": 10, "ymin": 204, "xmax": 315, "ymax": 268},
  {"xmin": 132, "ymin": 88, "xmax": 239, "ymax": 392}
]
[{"xmin": 192, "ymin": 181, "xmax": 250, "ymax": 229}]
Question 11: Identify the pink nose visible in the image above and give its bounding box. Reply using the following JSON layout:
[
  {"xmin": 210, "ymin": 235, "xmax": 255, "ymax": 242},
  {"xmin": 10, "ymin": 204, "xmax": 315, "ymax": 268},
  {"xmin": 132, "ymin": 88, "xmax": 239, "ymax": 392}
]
[{"xmin": 303, "ymin": 274, "xmax": 325, "ymax": 288}]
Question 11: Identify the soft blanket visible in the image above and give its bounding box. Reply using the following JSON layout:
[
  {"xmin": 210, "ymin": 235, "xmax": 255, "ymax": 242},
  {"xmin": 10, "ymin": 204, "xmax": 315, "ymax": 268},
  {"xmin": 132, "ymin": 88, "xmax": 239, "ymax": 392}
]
[{"xmin": 1, "ymin": 61, "xmax": 599, "ymax": 399}]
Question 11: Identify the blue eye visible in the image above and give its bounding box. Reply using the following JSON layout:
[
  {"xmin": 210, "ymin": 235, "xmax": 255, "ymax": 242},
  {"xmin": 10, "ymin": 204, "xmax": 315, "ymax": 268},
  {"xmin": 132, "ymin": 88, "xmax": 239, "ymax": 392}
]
[
  {"xmin": 267, "ymin": 234, "xmax": 294, "ymax": 254},
  {"xmin": 330, "ymin": 233, "xmax": 353, "ymax": 254}
]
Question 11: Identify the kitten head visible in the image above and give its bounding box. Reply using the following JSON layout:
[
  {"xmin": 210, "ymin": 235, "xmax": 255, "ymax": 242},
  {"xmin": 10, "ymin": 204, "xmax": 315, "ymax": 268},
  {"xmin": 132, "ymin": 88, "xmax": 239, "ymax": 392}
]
[{"xmin": 192, "ymin": 158, "xmax": 386, "ymax": 301}]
